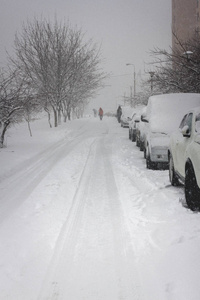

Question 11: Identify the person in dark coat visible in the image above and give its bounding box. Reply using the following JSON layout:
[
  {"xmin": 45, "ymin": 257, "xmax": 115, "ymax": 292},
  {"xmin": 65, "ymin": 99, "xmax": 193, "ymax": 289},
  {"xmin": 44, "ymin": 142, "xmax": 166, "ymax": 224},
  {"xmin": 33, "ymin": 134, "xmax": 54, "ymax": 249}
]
[{"xmin": 117, "ymin": 105, "xmax": 122, "ymax": 123}]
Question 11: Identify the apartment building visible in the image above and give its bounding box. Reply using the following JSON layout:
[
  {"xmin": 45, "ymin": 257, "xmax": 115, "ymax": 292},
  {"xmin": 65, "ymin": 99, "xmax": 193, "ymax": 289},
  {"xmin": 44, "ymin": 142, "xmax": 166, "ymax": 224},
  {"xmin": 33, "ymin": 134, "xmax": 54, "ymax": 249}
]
[{"xmin": 172, "ymin": 0, "xmax": 200, "ymax": 50}]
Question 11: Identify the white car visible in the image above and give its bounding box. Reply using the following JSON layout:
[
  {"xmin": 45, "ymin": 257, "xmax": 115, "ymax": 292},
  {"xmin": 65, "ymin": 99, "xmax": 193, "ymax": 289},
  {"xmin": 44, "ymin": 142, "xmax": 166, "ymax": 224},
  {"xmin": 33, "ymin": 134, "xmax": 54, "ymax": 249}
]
[{"xmin": 168, "ymin": 107, "xmax": 200, "ymax": 210}]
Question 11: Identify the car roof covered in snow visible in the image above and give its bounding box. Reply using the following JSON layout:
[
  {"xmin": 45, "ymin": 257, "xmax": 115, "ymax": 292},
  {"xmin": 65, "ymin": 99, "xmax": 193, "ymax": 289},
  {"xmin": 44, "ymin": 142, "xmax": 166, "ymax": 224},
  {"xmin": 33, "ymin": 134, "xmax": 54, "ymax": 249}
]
[
  {"xmin": 121, "ymin": 106, "xmax": 134, "ymax": 117},
  {"xmin": 146, "ymin": 93, "xmax": 200, "ymax": 133}
]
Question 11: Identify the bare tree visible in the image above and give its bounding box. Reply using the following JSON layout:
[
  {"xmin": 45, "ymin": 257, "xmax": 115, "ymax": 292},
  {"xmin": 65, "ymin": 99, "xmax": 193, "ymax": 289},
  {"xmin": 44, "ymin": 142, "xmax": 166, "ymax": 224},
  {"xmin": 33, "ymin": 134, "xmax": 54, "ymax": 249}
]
[
  {"xmin": 12, "ymin": 18, "xmax": 106, "ymax": 127},
  {"xmin": 0, "ymin": 70, "xmax": 27, "ymax": 147},
  {"xmin": 142, "ymin": 32, "xmax": 200, "ymax": 95}
]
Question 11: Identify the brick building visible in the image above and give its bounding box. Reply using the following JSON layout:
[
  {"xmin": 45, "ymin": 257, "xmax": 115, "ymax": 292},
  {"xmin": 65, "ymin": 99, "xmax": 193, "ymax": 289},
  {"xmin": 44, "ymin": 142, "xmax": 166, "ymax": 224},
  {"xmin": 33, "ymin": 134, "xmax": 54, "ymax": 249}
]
[{"xmin": 172, "ymin": 0, "xmax": 200, "ymax": 50}]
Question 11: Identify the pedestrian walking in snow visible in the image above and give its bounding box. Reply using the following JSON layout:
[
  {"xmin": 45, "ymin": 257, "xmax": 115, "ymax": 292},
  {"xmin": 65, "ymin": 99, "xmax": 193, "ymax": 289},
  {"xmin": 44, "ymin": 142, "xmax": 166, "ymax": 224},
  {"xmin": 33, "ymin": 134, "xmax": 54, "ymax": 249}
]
[
  {"xmin": 99, "ymin": 107, "xmax": 103, "ymax": 120},
  {"xmin": 117, "ymin": 105, "xmax": 122, "ymax": 123}
]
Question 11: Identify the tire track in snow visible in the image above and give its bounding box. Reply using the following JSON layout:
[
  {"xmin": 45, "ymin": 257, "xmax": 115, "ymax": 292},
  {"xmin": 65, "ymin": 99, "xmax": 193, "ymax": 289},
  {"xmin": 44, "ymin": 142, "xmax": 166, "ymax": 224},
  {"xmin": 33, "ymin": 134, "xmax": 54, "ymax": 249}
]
[
  {"xmin": 0, "ymin": 132, "xmax": 95, "ymax": 225},
  {"xmin": 38, "ymin": 132, "xmax": 144, "ymax": 299},
  {"xmin": 101, "ymin": 137, "xmax": 144, "ymax": 300},
  {"xmin": 38, "ymin": 139, "xmax": 97, "ymax": 299},
  {"xmin": 0, "ymin": 120, "xmax": 91, "ymax": 184}
]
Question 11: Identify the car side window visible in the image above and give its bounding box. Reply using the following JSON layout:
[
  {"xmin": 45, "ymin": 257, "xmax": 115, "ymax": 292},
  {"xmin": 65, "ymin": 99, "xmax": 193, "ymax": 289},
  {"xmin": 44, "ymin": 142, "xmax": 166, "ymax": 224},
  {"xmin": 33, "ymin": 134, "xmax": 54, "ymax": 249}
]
[
  {"xmin": 195, "ymin": 113, "xmax": 200, "ymax": 132},
  {"xmin": 179, "ymin": 114, "xmax": 188, "ymax": 129},
  {"xmin": 185, "ymin": 113, "xmax": 193, "ymax": 133}
]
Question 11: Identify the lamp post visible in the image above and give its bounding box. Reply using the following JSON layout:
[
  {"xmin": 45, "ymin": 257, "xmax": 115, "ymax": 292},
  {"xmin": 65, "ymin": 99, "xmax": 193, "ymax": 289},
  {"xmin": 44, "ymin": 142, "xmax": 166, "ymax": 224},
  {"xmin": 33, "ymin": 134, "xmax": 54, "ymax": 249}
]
[
  {"xmin": 183, "ymin": 51, "xmax": 193, "ymax": 62},
  {"xmin": 149, "ymin": 71, "xmax": 155, "ymax": 93},
  {"xmin": 126, "ymin": 63, "xmax": 136, "ymax": 98}
]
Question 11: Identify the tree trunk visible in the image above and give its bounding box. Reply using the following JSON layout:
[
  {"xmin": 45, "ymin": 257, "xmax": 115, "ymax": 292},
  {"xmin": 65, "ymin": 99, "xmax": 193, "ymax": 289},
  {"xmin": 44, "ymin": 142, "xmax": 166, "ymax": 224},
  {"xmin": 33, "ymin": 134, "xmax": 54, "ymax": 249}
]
[
  {"xmin": 27, "ymin": 120, "xmax": 32, "ymax": 137},
  {"xmin": 58, "ymin": 109, "xmax": 61, "ymax": 125},
  {"xmin": 44, "ymin": 107, "xmax": 52, "ymax": 128},
  {"xmin": 0, "ymin": 121, "xmax": 10, "ymax": 148},
  {"xmin": 67, "ymin": 107, "xmax": 71, "ymax": 121},
  {"xmin": 63, "ymin": 114, "xmax": 67, "ymax": 122},
  {"xmin": 52, "ymin": 107, "xmax": 58, "ymax": 127}
]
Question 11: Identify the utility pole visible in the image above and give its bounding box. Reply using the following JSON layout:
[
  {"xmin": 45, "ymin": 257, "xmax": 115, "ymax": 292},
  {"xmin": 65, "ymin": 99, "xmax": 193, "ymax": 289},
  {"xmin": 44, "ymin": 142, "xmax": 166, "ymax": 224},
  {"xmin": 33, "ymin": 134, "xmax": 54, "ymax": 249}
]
[
  {"xmin": 126, "ymin": 63, "xmax": 136, "ymax": 105},
  {"xmin": 149, "ymin": 71, "xmax": 155, "ymax": 93},
  {"xmin": 130, "ymin": 86, "xmax": 133, "ymax": 106},
  {"xmin": 126, "ymin": 63, "xmax": 136, "ymax": 96}
]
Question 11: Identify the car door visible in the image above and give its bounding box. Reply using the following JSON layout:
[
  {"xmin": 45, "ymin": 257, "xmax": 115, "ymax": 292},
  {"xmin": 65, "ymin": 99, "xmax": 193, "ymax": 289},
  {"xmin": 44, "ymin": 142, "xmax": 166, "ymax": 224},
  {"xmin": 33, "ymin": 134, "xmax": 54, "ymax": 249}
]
[{"xmin": 176, "ymin": 113, "xmax": 193, "ymax": 177}]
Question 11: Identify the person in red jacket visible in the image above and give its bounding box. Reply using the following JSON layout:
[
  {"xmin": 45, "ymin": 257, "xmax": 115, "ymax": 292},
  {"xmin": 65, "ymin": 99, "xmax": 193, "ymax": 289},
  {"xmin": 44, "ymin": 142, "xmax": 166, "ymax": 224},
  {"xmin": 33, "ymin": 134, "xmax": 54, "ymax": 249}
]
[{"xmin": 99, "ymin": 107, "xmax": 103, "ymax": 120}]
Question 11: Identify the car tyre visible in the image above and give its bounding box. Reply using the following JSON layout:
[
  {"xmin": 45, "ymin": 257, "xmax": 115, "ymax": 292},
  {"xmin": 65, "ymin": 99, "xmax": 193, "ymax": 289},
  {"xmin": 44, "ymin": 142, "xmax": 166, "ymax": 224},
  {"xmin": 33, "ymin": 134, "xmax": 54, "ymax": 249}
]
[
  {"xmin": 169, "ymin": 154, "xmax": 179, "ymax": 186},
  {"xmin": 185, "ymin": 164, "xmax": 200, "ymax": 211},
  {"xmin": 143, "ymin": 147, "xmax": 146, "ymax": 158},
  {"xmin": 146, "ymin": 148, "xmax": 155, "ymax": 169},
  {"xmin": 131, "ymin": 133, "xmax": 136, "ymax": 142},
  {"xmin": 146, "ymin": 155, "xmax": 155, "ymax": 169},
  {"xmin": 129, "ymin": 130, "xmax": 131, "ymax": 140},
  {"xmin": 136, "ymin": 137, "xmax": 140, "ymax": 147}
]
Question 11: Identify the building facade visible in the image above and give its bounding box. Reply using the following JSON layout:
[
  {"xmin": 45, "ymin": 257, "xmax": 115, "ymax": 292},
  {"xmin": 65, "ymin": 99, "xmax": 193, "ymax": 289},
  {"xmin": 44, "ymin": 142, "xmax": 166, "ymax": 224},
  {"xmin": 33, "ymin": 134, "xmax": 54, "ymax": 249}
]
[{"xmin": 172, "ymin": 0, "xmax": 200, "ymax": 50}]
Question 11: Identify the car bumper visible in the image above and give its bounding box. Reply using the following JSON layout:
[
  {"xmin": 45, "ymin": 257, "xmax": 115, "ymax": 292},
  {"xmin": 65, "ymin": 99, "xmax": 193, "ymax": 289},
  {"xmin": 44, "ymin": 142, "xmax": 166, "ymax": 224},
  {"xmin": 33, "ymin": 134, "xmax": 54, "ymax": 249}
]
[
  {"xmin": 150, "ymin": 148, "xmax": 168, "ymax": 163},
  {"xmin": 122, "ymin": 122, "xmax": 129, "ymax": 128}
]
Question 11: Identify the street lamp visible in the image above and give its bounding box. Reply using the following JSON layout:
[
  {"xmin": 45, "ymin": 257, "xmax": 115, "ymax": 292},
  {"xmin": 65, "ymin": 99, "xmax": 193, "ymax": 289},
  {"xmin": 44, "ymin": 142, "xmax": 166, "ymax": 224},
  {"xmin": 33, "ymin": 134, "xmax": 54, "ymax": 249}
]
[
  {"xmin": 183, "ymin": 51, "xmax": 193, "ymax": 62},
  {"xmin": 149, "ymin": 71, "xmax": 155, "ymax": 93},
  {"xmin": 126, "ymin": 63, "xmax": 136, "ymax": 98}
]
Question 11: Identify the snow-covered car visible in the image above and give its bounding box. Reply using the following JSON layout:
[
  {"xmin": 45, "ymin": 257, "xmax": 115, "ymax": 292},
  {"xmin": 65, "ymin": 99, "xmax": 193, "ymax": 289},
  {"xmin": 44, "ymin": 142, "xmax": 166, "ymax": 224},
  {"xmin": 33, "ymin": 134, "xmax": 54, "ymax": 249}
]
[
  {"xmin": 142, "ymin": 93, "xmax": 200, "ymax": 170},
  {"xmin": 168, "ymin": 107, "xmax": 200, "ymax": 210},
  {"xmin": 120, "ymin": 107, "xmax": 134, "ymax": 128},
  {"xmin": 129, "ymin": 105, "xmax": 144, "ymax": 142},
  {"xmin": 136, "ymin": 108, "xmax": 148, "ymax": 151},
  {"xmin": 129, "ymin": 113, "xmax": 140, "ymax": 141}
]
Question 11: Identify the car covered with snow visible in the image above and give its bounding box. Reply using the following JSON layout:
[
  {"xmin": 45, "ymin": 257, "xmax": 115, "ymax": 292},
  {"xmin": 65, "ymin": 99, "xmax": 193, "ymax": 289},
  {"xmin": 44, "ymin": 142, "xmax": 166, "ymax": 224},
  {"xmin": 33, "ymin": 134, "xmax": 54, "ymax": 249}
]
[
  {"xmin": 141, "ymin": 93, "xmax": 200, "ymax": 170},
  {"xmin": 129, "ymin": 113, "xmax": 140, "ymax": 141},
  {"xmin": 120, "ymin": 106, "xmax": 134, "ymax": 128},
  {"xmin": 168, "ymin": 107, "xmax": 200, "ymax": 210},
  {"xmin": 128, "ymin": 106, "xmax": 144, "ymax": 142},
  {"xmin": 135, "ymin": 106, "xmax": 147, "ymax": 150}
]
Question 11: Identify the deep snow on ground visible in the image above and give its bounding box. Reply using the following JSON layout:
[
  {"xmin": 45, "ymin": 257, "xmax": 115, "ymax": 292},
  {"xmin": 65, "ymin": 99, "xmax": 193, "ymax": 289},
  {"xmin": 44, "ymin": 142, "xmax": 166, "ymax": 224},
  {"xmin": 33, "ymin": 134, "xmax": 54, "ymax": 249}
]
[{"xmin": 0, "ymin": 115, "xmax": 200, "ymax": 300}]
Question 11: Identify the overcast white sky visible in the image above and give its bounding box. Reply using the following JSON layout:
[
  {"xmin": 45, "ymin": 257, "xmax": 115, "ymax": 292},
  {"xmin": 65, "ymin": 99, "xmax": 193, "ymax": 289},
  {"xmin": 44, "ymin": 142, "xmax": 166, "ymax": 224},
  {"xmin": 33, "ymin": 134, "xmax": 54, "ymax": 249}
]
[{"xmin": 0, "ymin": 0, "xmax": 171, "ymax": 112}]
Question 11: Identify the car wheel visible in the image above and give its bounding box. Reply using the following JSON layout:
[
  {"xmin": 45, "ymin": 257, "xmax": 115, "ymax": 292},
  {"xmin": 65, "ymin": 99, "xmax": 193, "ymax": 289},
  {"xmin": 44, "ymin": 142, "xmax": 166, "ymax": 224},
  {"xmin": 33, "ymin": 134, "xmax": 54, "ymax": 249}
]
[
  {"xmin": 129, "ymin": 130, "xmax": 131, "ymax": 140},
  {"xmin": 136, "ymin": 137, "xmax": 140, "ymax": 147},
  {"xmin": 169, "ymin": 154, "xmax": 179, "ymax": 186},
  {"xmin": 143, "ymin": 147, "xmax": 146, "ymax": 158},
  {"xmin": 131, "ymin": 133, "xmax": 136, "ymax": 142},
  {"xmin": 146, "ymin": 148, "xmax": 155, "ymax": 169},
  {"xmin": 185, "ymin": 164, "xmax": 200, "ymax": 211}
]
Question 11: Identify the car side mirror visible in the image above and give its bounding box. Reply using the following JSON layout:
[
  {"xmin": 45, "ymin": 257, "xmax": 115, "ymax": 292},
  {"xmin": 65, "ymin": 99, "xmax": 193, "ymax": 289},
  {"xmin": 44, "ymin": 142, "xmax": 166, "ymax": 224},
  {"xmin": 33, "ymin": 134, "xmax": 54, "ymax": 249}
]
[
  {"xmin": 141, "ymin": 115, "xmax": 148, "ymax": 123},
  {"xmin": 181, "ymin": 125, "xmax": 190, "ymax": 137},
  {"xmin": 135, "ymin": 116, "xmax": 140, "ymax": 123}
]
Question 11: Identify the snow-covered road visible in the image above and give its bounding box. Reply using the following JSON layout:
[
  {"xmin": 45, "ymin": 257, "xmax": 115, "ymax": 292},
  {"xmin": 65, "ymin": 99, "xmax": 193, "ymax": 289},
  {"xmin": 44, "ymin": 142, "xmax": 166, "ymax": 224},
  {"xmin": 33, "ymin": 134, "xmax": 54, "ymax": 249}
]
[{"xmin": 0, "ymin": 116, "xmax": 200, "ymax": 300}]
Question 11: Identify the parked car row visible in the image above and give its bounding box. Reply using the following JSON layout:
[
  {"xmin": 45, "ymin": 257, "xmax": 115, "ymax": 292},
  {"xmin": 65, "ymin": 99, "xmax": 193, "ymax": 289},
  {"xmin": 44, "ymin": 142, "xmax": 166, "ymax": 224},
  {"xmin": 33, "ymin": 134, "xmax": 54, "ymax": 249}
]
[{"xmin": 121, "ymin": 93, "xmax": 200, "ymax": 211}]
